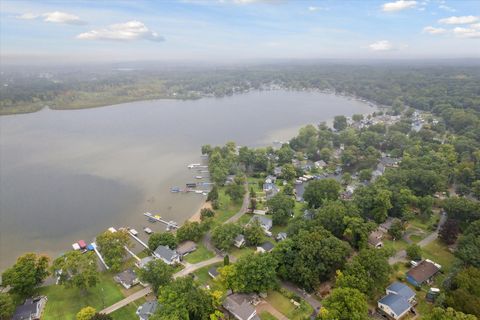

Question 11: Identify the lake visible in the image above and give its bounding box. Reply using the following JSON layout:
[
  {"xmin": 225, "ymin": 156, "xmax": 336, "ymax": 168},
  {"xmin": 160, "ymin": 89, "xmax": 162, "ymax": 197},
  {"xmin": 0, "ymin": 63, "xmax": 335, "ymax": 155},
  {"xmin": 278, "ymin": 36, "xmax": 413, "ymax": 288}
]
[{"xmin": 0, "ymin": 90, "xmax": 374, "ymax": 270}]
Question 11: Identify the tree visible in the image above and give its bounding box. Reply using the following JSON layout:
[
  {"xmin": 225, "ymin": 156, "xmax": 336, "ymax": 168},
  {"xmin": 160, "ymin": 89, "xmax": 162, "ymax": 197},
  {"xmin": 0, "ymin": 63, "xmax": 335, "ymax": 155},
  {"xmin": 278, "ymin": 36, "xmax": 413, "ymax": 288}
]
[
  {"xmin": 406, "ymin": 244, "xmax": 422, "ymax": 260},
  {"xmin": 440, "ymin": 219, "xmax": 460, "ymax": 245},
  {"xmin": 315, "ymin": 200, "xmax": 348, "ymax": 238},
  {"xmin": 226, "ymin": 177, "xmax": 246, "ymax": 202},
  {"xmin": 358, "ymin": 169, "xmax": 372, "ymax": 182},
  {"xmin": 267, "ymin": 193, "xmax": 295, "ymax": 225},
  {"xmin": 223, "ymin": 253, "xmax": 278, "ymax": 293},
  {"xmin": 445, "ymin": 267, "xmax": 480, "ymax": 317},
  {"xmin": 148, "ymin": 232, "xmax": 177, "ymax": 251},
  {"xmin": 354, "ymin": 183, "xmax": 392, "ymax": 223},
  {"xmin": 343, "ymin": 216, "xmax": 376, "ymax": 249},
  {"xmin": 207, "ymin": 185, "xmax": 219, "ymax": 202},
  {"xmin": 425, "ymin": 307, "xmax": 477, "ymax": 320},
  {"xmin": 154, "ymin": 277, "xmax": 215, "ymax": 320},
  {"xmin": 52, "ymin": 251, "xmax": 99, "ymax": 292},
  {"xmin": 333, "ymin": 115, "xmax": 348, "ymax": 131},
  {"xmin": 91, "ymin": 314, "xmax": 113, "ymax": 320},
  {"xmin": 1, "ymin": 253, "xmax": 50, "ymax": 297},
  {"xmin": 281, "ymin": 164, "xmax": 297, "ymax": 182},
  {"xmin": 388, "ymin": 218, "xmax": 405, "ymax": 240},
  {"xmin": 341, "ymin": 172, "xmax": 352, "ymax": 185},
  {"xmin": 176, "ymin": 221, "xmax": 203, "ymax": 243},
  {"xmin": 76, "ymin": 307, "xmax": 96, "ymax": 320},
  {"xmin": 138, "ymin": 259, "xmax": 174, "ymax": 294},
  {"xmin": 0, "ymin": 293, "xmax": 15, "ymax": 320},
  {"xmin": 243, "ymin": 220, "xmax": 264, "ymax": 246},
  {"xmin": 96, "ymin": 229, "xmax": 131, "ymax": 272},
  {"xmin": 304, "ymin": 179, "xmax": 341, "ymax": 208},
  {"xmin": 472, "ymin": 180, "xmax": 480, "ymax": 199},
  {"xmin": 443, "ymin": 197, "xmax": 480, "ymax": 225},
  {"xmin": 352, "ymin": 114, "xmax": 364, "ymax": 122},
  {"xmin": 336, "ymin": 249, "xmax": 391, "ymax": 298},
  {"xmin": 456, "ymin": 220, "xmax": 480, "ymax": 267},
  {"xmin": 319, "ymin": 287, "xmax": 368, "ymax": 320},
  {"xmin": 200, "ymin": 208, "xmax": 215, "ymax": 221},
  {"xmin": 211, "ymin": 223, "xmax": 242, "ymax": 251}
]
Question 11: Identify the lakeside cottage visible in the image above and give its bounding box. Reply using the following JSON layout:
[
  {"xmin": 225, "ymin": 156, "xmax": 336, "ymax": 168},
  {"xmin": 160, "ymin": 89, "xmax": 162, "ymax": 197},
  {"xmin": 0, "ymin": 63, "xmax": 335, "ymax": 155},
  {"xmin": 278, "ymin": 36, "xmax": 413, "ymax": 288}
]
[
  {"xmin": 256, "ymin": 241, "xmax": 274, "ymax": 253},
  {"xmin": 136, "ymin": 301, "xmax": 158, "ymax": 320},
  {"xmin": 406, "ymin": 259, "xmax": 441, "ymax": 287},
  {"xmin": 377, "ymin": 282, "xmax": 416, "ymax": 320},
  {"xmin": 153, "ymin": 245, "xmax": 180, "ymax": 265},
  {"xmin": 176, "ymin": 240, "xmax": 197, "ymax": 258},
  {"xmin": 12, "ymin": 296, "xmax": 48, "ymax": 320},
  {"xmin": 222, "ymin": 293, "xmax": 260, "ymax": 320},
  {"xmin": 114, "ymin": 268, "xmax": 140, "ymax": 289}
]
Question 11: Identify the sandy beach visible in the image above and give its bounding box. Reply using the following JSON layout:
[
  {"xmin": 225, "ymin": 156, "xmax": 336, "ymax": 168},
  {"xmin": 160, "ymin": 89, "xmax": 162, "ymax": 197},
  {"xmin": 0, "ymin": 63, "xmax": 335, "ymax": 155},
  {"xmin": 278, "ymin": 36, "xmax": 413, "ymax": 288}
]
[{"xmin": 188, "ymin": 201, "xmax": 212, "ymax": 222}]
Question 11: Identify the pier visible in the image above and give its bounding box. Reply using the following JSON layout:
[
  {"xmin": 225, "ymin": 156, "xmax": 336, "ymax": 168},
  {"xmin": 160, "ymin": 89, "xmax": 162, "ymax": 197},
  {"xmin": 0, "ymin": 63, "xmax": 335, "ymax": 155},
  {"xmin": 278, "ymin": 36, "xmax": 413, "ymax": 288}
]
[
  {"xmin": 127, "ymin": 230, "xmax": 149, "ymax": 250},
  {"xmin": 143, "ymin": 212, "xmax": 179, "ymax": 229},
  {"xmin": 124, "ymin": 245, "xmax": 141, "ymax": 262},
  {"xmin": 91, "ymin": 242, "xmax": 109, "ymax": 270}
]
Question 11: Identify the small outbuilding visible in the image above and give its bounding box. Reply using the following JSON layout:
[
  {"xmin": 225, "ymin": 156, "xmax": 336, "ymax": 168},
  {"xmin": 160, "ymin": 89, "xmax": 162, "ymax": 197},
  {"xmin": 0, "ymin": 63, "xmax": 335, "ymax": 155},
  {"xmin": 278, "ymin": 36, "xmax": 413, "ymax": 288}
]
[
  {"xmin": 136, "ymin": 301, "xmax": 158, "ymax": 320},
  {"xmin": 176, "ymin": 241, "xmax": 197, "ymax": 258}
]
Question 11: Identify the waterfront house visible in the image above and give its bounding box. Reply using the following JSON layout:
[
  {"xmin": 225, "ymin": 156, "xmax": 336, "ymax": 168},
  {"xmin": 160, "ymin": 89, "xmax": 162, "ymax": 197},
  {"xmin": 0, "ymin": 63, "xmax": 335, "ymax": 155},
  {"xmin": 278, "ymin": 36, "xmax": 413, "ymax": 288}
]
[
  {"xmin": 257, "ymin": 241, "xmax": 274, "ymax": 253},
  {"xmin": 377, "ymin": 282, "xmax": 416, "ymax": 320},
  {"xmin": 153, "ymin": 245, "xmax": 180, "ymax": 265},
  {"xmin": 135, "ymin": 256, "xmax": 154, "ymax": 269},
  {"xmin": 223, "ymin": 293, "xmax": 260, "ymax": 320},
  {"xmin": 114, "ymin": 268, "xmax": 139, "ymax": 289},
  {"xmin": 208, "ymin": 266, "xmax": 219, "ymax": 279},
  {"xmin": 406, "ymin": 259, "xmax": 441, "ymax": 287},
  {"xmin": 234, "ymin": 234, "xmax": 246, "ymax": 248},
  {"xmin": 176, "ymin": 241, "xmax": 197, "ymax": 258},
  {"xmin": 136, "ymin": 301, "xmax": 158, "ymax": 320},
  {"xmin": 12, "ymin": 296, "xmax": 47, "ymax": 320},
  {"xmin": 368, "ymin": 230, "xmax": 384, "ymax": 248}
]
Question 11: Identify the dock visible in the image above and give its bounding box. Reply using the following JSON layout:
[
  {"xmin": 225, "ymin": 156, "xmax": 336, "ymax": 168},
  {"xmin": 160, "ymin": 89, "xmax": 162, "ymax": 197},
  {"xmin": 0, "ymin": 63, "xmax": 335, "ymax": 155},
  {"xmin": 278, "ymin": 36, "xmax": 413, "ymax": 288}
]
[
  {"xmin": 124, "ymin": 245, "xmax": 141, "ymax": 262},
  {"xmin": 127, "ymin": 230, "xmax": 149, "ymax": 250},
  {"xmin": 91, "ymin": 242, "xmax": 109, "ymax": 270},
  {"xmin": 143, "ymin": 212, "xmax": 179, "ymax": 229}
]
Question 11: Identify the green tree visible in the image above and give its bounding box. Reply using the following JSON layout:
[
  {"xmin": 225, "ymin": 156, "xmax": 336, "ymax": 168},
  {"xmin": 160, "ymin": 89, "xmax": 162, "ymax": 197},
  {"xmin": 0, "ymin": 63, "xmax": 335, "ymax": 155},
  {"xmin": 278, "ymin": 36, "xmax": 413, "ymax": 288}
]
[
  {"xmin": 52, "ymin": 251, "xmax": 99, "ymax": 292},
  {"xmin": 96, "ymin": 229, "xmax": 131, "ymax": 272},
  {"xmin": 76, "ymin": 307, "xmax": 96, "ymax": 320},
  {"xmin": 440, "ymin": 219, "xmax": 460, "ymax": 245},
  {"xmin": 358, "ymin": 169, "xmax": 372, "ymax": 182},
  {"xmin": 243, "ymin": 220, "xmax": 264, "ymax": 246},
  {"xmin": 341, "ymin": 172, "xmax": 352, "ymax": 185},
  {"xmin": 148, "ymin": 232, "xmax": 177, "ymax": 251},
  {"xmin": 1, "ymin": 253, "xmax": 50, "ymax": 297},
  {"xmin": 207, "ymin": 185, "xmax": 219, "ymax": 202},
  {"xmin": 456, "ymin": 220, "xmax": 480, "ymax": 268},
  {"xmin": 443, "ymin": 197, "xmax": 480, "ymax": 225},
  {"xmin": 315, "ymin": 200, "xmax": 348, "ymax": 238},
  {"xmin": 281, "ymin": 163, "xmax": 297, "ymax": 182},
  {"xmin": 333, "ymin": 115, "xmax": 348, "ymax": 131},
  {"xmin": 406, "ymin": 244, "xmax": 422, "ymax": 260},
  {"xmin": 176, "ymin": 221, "xmax": 203, "ymax": 243},
  {"xmin": 154, "ymin": 277, "xmax": 215, "ymax": 320},
  {"xmin": 267, "ymin": 192, "xmax": 295, "ymax": 225},
  {"xmin": 352, "ymin": 114, "xmax": 364, "ymax": 122},
  {"xmin": 211, "ymin": 223, "xmax": 242, "ymax": 251},
  {"xmin": 425, "ymin": 307, "xmax": 477, "ymax": 320},
  {"xmin": 445, "ymin": 267, "xmax": 480, "ymax": 317},
  {"xmin": 138, "ymin": 259, "xmax": 174, "ymax": 295},
  {"xmin": 472, "ymin": 180, "xmax": 480, "ymax": 199},
  {"xmin": 0, "ymin": 293, "xmax": 15, "ymax": 320},
  {"xmin": 200, "ymin": 208, "xmax": 215, "ymax": 220},
  {"xmin": 304, "ymin": 179, "xmax": 341, "ymax": 208},
  {"xmin": 319, "ymin": 287, "xmax": 368, "ymax": 320},
  {"xmin": 388, "ymin": 218, "xmax": 405, "ymax": 240}
]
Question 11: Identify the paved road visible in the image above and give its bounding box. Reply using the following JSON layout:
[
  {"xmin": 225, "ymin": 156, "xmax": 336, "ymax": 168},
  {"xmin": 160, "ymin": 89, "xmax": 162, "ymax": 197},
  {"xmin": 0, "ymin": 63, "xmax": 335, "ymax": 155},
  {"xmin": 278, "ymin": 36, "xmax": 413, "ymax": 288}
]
[
  {"xmin": 174, "ymin": 256, "xmax": 223, "ymax": 278},
  {"xmin": 281, "ymin": 281, "xmax": 321, "ymax": 317},
  {"xmin": 389, "ymin": 212, "xmax": 447, "ymax": 265},
  {"xmin": 100, "ymin": 286, "xmax": 152, "ymax": 314}
]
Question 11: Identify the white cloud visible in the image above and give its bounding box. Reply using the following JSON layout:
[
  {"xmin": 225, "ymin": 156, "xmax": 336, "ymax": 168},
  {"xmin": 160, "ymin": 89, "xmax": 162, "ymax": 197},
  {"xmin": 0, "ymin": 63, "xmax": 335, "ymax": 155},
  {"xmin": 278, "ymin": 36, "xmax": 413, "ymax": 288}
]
[
  {"xmin": 438, "ymin": 15, "xmax": 479, "ymax": 24},
  {"xmin": 43, "ymin": 11, "xmax": 85, "ymax": 25},
  {"xmin": 308, "ymin": 6, "xmax": 322, "ymax": 12},
  {"xmin": 382, "ymin": 0, "xmax": 417, "ymax": 12},
  {"xmin": 423, "ymin": 26, "xmax": 447, "ymax": 34},
  {"xmin": 16, "ymin": 11, "xmax": 85, "ymax": 25},
  {"xmin": 438, "ymin": 4, "xmax": 455, "ymax": 12},
  {"xmin": 76, "ymin": 21, "xmax": 164, "ymax": 42},
  {"xmin": 368, "ymin": 40, "xmax": 393, "ymax": 51},
  {"xmin": 453, "ymin": 27, "xmax": 480, "ymax": 38},
  {"xmin": 470, "ymin": 23, "xmax": 480, "ymax": 29}
]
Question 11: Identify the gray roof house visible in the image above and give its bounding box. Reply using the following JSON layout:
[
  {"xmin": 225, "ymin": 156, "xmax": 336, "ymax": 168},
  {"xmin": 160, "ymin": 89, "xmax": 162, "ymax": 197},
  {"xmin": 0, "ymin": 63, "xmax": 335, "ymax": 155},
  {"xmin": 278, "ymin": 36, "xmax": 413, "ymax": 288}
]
[
  {"xmin": 135, "ymin": 256, "xmax": 154, "ymax": 269},
  {"xmin": 114, "ymin": 268, "xmax": 139, "ymax": 289},
  {"xmin": 176, "ymin": 240, "xmax": 197, "ymax": 257},
  {"xmin": 208, "ymin": 266, "xmax": 219, "ymax": 279},
  {"xmin": 257, "ymin": 241, "xmax": 274, "ymax": 253},
  {"xmin": 136, "ymin": 301, "xmax": 158, "ymax": 320},
  {"xmin": 153, "ymin": 245, "xmax": 180, "ymax": 265},
  {"xmin": 249, "ymin": 215, "xmax": 272, "ymax": 232},
  {"xmin": 12, "ymin": 296, "xmax": 47, "ymax": 320},
  {"xmin": 377, "ymin": 282, "xmax": 416, "ymax": 320},
  {"xmin": 234, "ymin": 234, "xmax": 246, "ymax": 248},
  {"xmin": 223, "ymin": 293, "xmax": 260, "ymax": 320},
  {"xmin": 276, "ymin": 232, "xmax": 287, "ymax": 242}
]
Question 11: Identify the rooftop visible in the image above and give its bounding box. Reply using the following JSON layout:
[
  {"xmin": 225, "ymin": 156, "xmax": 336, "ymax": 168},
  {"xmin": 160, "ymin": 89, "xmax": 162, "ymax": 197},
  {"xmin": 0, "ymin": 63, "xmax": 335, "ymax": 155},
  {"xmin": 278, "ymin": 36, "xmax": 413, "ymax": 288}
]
[
  {"xmin": 387, "ymin": 282, "xmax": 416, "ymax": 301},
  {"xmin": 407, "ymin": 259, "xmax": 441, "ymax": 284},
  {"xmin": 154, "ymin": 245, "xmax": 177, "ymax": 262},
  {"xmin": 223, "ymin": 293, "xmax": 259, "ymax": 320},
  {"xmin": 379, "ymin": 293, "xmax": 411, "ymax": 317},
  {"xmin": 176, "ymin": 240, "xmax": 197, "ymax": 255}
]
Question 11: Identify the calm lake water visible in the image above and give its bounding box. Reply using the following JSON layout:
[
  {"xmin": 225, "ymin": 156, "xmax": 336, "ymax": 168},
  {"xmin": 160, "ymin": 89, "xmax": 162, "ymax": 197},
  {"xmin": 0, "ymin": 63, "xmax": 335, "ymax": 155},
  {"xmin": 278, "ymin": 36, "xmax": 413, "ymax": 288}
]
[{"xmin": 0, "ymin": 90, "xmax": 374, "ymax": 270}]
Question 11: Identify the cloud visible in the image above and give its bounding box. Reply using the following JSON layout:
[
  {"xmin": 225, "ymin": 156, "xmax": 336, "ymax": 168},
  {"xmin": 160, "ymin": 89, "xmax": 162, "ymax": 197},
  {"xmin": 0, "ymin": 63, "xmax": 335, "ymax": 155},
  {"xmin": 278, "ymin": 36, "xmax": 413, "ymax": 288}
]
[
  {"xmin": 76, "ymin": 21, "xmax": 164, "ymax": 42},
  {"xmin": 16, "ymin": 11, "xmax": 85, "ymax": 25},
  {"xmin": 368, "ymin": 40, "xmax": 393, "ymax": 51},
  {"xmin": 453, "ymin": 27, "xmax": 480, "ymax": 38},
  {"xmin": 423, "ymin": 26, "xmax": 447, "ymax": 34},
  {"xmin": 382, "ymin": 0, "xmax": 417, "ymax": 12},
  {"xmin": 308, "ymin": 6, "xmax": 323, "ymax": 12},
  {"xmin": 471, "ymin": 23, "xmax": 480, "ymax": 29},
  {"xmin": 43, "ymin": 11, "xmax": 86, "ymax": 25},
  {"xmin": 438, "ymin": 15, "xmax": 479, "ymax": 24},
  {"xmin": 438, "ymin": 4, "xmax": 455, "ymax": 12}
]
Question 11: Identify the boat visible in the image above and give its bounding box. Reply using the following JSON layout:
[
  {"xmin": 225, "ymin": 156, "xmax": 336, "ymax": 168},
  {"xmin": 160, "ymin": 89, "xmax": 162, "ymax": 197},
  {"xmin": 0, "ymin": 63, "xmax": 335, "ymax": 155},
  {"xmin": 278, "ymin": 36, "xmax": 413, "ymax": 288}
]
[
  {"xmin": 154, "ymin": 215, "xmax": 161, "ymax": 220},
  {"xmin": 195, "ymin": 190, "xmax": 203, "ymax": 194},
  {"xmin": 195, "ymin": 176, "xmax": 203, "ymax": 179},
  {"xmin": 186, "ymin": 183, "xmax": 197, "ymax": 188},
  {"xmin": 129, "ymin": 228, "xmax": 139, "ymax": 236},
  {"xmin": 187, "ymin": 163, "xmax": 201, "ymax": 169},
  {"xmin": 143, "ymin": 227, "xmax": 153, "ymax": 234},
  {"xmin": 170, "ymin": 187, "xmax": 181, "ymax": 193}
]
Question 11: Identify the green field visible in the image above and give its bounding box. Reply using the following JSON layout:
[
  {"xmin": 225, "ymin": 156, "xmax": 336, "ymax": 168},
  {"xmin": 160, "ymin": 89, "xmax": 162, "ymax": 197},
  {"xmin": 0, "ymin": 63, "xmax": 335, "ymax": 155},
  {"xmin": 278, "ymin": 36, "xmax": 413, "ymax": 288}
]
[
  {"xmin": 215, "ymin": 189, "xmax": 243, "ymax": 223},
  {"xmin": 110, "ymin": 297, "xmax": 147, "ymax": 320},
  {"xmin": 259, "ymin": 311, "xmax": 278, "ymax": 320},
  {"xmin": 39, "ymin": 273, "xmax": 125, "ymax": 320},
  {"xmin": 183, "ymin": 243, "xmax": 215, "ymax": 264},
  {"xmin": 265, "ymin": 291, "xmax": 313, "ymax": 320}
]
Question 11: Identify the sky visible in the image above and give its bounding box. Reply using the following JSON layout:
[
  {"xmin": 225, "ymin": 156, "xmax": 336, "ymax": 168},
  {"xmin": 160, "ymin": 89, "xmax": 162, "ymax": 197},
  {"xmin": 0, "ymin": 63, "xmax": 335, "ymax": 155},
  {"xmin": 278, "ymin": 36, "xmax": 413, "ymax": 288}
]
[{"xmin": 0, "ymin": 0, "xmax": 479, "ymax": 63}]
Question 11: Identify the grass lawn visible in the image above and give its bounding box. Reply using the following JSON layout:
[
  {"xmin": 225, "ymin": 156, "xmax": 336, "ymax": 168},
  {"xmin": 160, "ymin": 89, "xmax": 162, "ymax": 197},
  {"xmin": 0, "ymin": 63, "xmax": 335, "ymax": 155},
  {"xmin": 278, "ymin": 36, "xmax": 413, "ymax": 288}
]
[
  {"xmin": 421, "ymin": 239, "xmax": 455, "ymax": 272},
  {"xmin": 259, "ymin": 311, "xmax": 278, "ymax": 320},
  {"xmin": 409, "ymin": 213, "xmax": 440, "ymax": 232},
  {"xmin": 110, "ymin": 297, "xmax": 147, "ymax": 320},
  {"xmin": 238, "ymin": 213, "xmax": 253, "ymax": 225},
  {"xmin": 265, "ymin": 291, "xmax": 313, "ymax": 320},
  {"xmin": 39, "ymin": 272, "xmax": 125, "ymax": 320},
  {"xmin": 193, "ymin": 262, "xmax": 224, "ymax": 290},
  {"xmin": 382, "ymin": 238, "xmax": 409, "ymax": 252},
  {"xmin": 230, "ymin": 247, "xmax": 256, "ymax": 260},
  {"xmin": 215, "ymin": 189, "xmax": 242, "ymax": 223},
  {"xmin": 184, "ymin": 243, "xmax": 215, "ymax": 264}
]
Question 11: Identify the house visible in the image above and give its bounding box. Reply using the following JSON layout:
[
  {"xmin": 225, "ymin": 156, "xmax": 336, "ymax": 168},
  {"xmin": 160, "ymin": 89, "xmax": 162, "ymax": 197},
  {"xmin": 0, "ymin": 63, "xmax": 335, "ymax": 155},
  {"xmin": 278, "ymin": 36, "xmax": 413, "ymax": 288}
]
[
  {"xmin": 12, "ymin": 296, "xmax": 47, "ymax": 320},
  {"xmin": 234, "ymin": 234, "xmax": 246, "ymax": 248},
  {"xmin": 379, "ymin": 217, "xmax": 394, "ymax": 233},
  {"xmin": 406, "ymin": 259, "xmax": 441, "ymax": 287},
  {"xmin": 223, "ymin": 293, "xmax": 260, "ymax": 320},
  {"xmin": 368, "ymin": 230, "xmax": 384, "ymax": 248},
  {"xmin": 273, "ymin": 166, "xmax": 282, "ymax": 177},
  {"xmin": 153, "ymin": 245, "xmax": 180, "ymax": 265},
  {"xmin": 208, "ymin": 266, "xmax": 219, "ymax": 279},
  {"xmin": 265, "ymin": 175, "xmax": 277, "ymax": 184},
  {"xmin": 257, "ymin": 241, "xmax": 274, "ymax": 253},
  {"xmin": 263, "ymin": 183, "xmax": 280, "ymax": 200},
  {"xmin": 135, "ymin": 256, "xmax": 154, "ymax": 269},
  {"xmin": 276, "ymin": 232, "xmax": 287, "ymax": 242},
  {"xmin": 377, "ymin": 282, "xmax": 416, "ymax": 320},
  {"xmin": 136, "ymin": 301, "xmax": 158, "ymax": 320},
  {"xmin": 176, "ymin": 241, "xmax": 197, "ymax": 258},
  {"xmin": 249, "ymin": 216, "xmax": 272, "ymax": 232},
  {"xmin": 314, "ymin": 160, "xmax": 327, "ymax": 169},
  {"xmin": 114, "ymin": 268, "xmax": 140, "ymax": 289}
]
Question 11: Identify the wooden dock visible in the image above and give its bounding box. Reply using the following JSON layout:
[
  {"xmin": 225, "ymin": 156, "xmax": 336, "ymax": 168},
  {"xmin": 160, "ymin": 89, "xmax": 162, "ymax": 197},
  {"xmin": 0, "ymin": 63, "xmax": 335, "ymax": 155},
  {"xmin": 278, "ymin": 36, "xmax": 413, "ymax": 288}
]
[
  {"xmin": 91, "ymin": 242, "xmax": 109, "ymax": 270},
  {"xmin": 143, "ymin": 212, "xmax": 178, "ymax": 229},
  {"xmin": 127, "ymin": 230, "xmax": 149, "ymax": 250}
]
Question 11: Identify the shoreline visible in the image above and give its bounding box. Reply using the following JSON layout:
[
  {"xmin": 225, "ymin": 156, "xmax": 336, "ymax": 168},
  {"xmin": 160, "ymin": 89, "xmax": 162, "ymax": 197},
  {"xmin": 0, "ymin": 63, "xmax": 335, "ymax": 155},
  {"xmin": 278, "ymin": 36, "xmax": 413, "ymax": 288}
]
[{"xmin": 188, "ymin": 200, "xmax": 212, "ymax": 223}]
